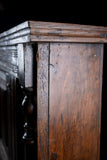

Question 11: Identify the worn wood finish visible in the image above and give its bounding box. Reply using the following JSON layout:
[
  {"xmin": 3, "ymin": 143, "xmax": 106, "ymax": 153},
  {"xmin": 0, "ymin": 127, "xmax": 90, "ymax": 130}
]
[
  {"xmin": 0, "ymin": 71, "xmax": 7, "ymax": 91},
  {"xmin": 17, "ymin": 44, "xmax": 25, "ymax": 85},
  {"xmin": 0, "ymin": 21, "xmax": 30, "ymax": 46},
  {"xmin": 24, "ymin": 44, "xmax": 33, "ymax": 88},
  {"xmin": 37, "ymin": 43, "xmax": 49, "ymax": 160},
  {"xmin": 0, "ymin": 29, "xmax": 30, "ymax": 42},
  {"xmin": 0, "ymin": 48, "xmax": 19, "ymax": 159},
  {"xmin": 29, "ymin": 21, "xmax": 107, "ymax": 30},
  {"xmin": 0, "ymin": 21, "xmax": 106, "ymax": 160},
  {"xmin": 0, "ymin": 21, "xmax": 29, "ymax": 38},
  {"xmin": 1, "ymin": 21, "xmax": 107, "ymax": 46},
  {"xmin": 49, "ymin": 43, "xmax": 103, "ymax": 160},
  {"xmin": 0, "ymin": 46, "xmax": 18, "ymax": 76},
  {"xmin": 30, "ymin": 28, "xmax": 107, "ymax": 37},
  {"xmin": 0, "ymin": 35, "xmax": 30, "ymax": 46},
  {"xmin": 31, "ymin": 35, "xmax": 107, "ymax": 43},
  {"xmin": 17, "ymin": 43, "xmax": 33, "ymax": 88}
]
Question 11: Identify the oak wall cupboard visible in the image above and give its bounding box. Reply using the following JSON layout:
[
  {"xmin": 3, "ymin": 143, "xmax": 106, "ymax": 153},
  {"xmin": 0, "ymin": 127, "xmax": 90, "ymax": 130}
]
[{"xmin": 0, "ymin": 21, "xmax": 106, "ymax": 160}]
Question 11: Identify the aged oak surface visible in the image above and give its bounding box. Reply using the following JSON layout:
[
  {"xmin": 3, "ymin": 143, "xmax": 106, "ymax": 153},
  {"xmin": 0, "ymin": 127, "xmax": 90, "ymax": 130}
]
[
  {"xmin": 0, "ymin": 21, "xmax": 106, "ymax": 160},
  {"xmin": 49, "ymin": 43, "xmax": 103, "ymax": 160},
  {"xmin": 37, "ymin": 43, "xmax": 49, "ymax": 160},
  {"xmin": 1, "ymin": 21, "xmax": 107, "ymax": 46}
]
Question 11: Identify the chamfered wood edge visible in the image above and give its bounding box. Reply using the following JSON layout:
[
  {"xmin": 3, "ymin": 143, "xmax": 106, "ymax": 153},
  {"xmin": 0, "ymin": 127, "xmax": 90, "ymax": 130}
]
[
  {"xmin": 30, "ymin": 35, "xmax": 107, "ymax": 43},
  {"xmin": 1, "ymin": 20, "xmax": 107, "ymax": 45},
  {"xmin": 29, "ymin": 21, "xmax": 107, "ymax": 43},
  {"xmin": 97, "ymin": 44, "xmax": 104, "ymax": 160},
  {"xmin": 0, "ymin": 21, "xmax": 30, "ymax": 46},
  {"xmin": 0, "ymin": 21, "xmax": 29, "ymax": 38},
  {"xmin": 29, "ymin": 20, "xmax": 107, "ymax": 30},
  {"xmin": 37, "ymin": 43, "xmax": 49, "ymax": 160}
]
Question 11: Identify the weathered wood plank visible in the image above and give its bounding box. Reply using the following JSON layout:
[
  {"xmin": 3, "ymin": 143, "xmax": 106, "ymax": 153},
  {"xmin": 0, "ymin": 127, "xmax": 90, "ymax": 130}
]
[
  {"xmin": 17, "ymin": 43, "xmax": 33, "ymax": 88},
  {"xmin": 17, "ymin": 44, "xmax": 25, "ymax": 85},
  {"xmin": 24, "ymin": 44, "xmax": 33, "ymax": 88},
  {"xmin": 49, "ymin": 43, "xmax": 103, "ymax": 160},
  {"xmin": 0, "ymin": 46, "xmax": 16, "ymax": 50},
  {"xmin": 0, "ymin": 46, "xmax": 18, "ymax": 76},
  {"xmin": 0, "ymin": 21, "xmax": 29, "ymax": 38},
  {"xmin": 30, "ymin": 35, "xmax": 107, "ymax": 43},
  {"xmin": 29, "ymin": 21, "xmax": 107, "ymax": 31},
  {"xmin": 0, "ymin": 28, "xmax": 30, "ymax": 42},
  {"xmin": 30, "ymin": 28, "xmax": 106, "ymax": 38},
  {"xmin": 0, "ymin": 21, "xmax": 107, "ymax": 45},
  {"xmin": 0, "ymin": 35, "xmax": 30, "ymax": 46},
  {"xmin": 29, "ymin": 21, "xmax": 107, "ymax": 43},
  {"xmin": 37, "ymin": 43, "xmax": 49, "ymax": 160},
  {"xmin": 0, "ymin": 71, "xmax": 7, "ymax": 91}
]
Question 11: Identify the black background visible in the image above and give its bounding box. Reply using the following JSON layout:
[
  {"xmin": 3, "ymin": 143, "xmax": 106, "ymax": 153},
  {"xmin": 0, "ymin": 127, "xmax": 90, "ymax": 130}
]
[
  {"xmin": 0, "ymin": 0, "xmax": 107, "ymax": 159},
  {"xmin": 0, "ymin": 0, "xmax": 107, "ymax": 32}
]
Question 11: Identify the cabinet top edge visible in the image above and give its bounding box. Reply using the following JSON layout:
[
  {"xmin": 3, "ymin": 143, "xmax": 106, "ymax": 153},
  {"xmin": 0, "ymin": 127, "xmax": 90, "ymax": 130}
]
[
  {"xmin": 1, "ymin": 20, "xmax": 107, "ymax": 45},
  {"xmin": 29, "ymin": 20, "xmax": 107, "ymax": 30},
  {"xmin": 0, "ymin": 21, "xmax": 29, "ymax": 39}
]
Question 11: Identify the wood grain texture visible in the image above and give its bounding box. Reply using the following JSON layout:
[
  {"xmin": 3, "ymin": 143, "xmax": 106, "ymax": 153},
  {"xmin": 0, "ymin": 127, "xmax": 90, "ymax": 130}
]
[
  {"xmin": 24, "ymin": 44, "xmax": 33, "ymax": 88},
  {"xmin": 0, "ymin": 21, "xmax": 29, "ymax": 46},
  {"xmin": 29, "ymin": 21, "xmax": 107, "ymax": 30},
  {"xmin": 1, "ymin": 21, "xmax": 107, "ymax": 46},
  {"xmin": 17, "ymin": 43, "xmax": 33, "ymax": 88},
  {"xmin": 0, "ymin": 35, "xmax": 30, "ymax": 46},
  {"xmin": 49, "ymin": 43, "xmax": 103, "ymax": 160},
  {"xmin": 30, "ymin": 35, "xmax": 107, "ymax": 43},
  {"xmin": 30, "ymin": 28, "xmax": 107, "ymax": 37},
  {"xmin": 0, "ymin": 71, "xmax": 7, "ymax": 91},
  {"xmin": 17, "ymin": 44, "xmax": 25, "ymax": 85},
  {"xmin": 0, "ymin": 21, "xmax": 29, "ymax": 38},
  {"xmin": 0, "ymin": 46, "xmax": 18, "ymax": 77},
  {"xmin": 37, "ymin": 43, "xmax": 49, "ymax": 160},
  {"xmin": 29, "ymin": 21, "xmax": 107, "ymax": 43}
]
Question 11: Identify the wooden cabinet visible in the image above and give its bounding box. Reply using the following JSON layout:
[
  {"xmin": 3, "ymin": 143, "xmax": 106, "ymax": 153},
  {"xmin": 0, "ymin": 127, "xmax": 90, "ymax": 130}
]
[{"xmin": 0, "ymin": 21, "xmax": 106, "ymax": 160}]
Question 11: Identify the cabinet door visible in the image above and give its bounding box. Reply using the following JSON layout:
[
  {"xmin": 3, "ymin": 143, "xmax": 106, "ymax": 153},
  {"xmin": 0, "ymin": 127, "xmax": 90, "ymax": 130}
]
[
  {"xmin": 49, "ymin": 43, "xmax": 103, "ymax": 160},
  {"xmin": 0, "ymin": 44, "xmax": 37, "ymax": 160},
  {"xmin": 17, "ymin": 43, "xmax": 37, "ymax": 160},
  {"xmin": 0, "ymin": 46, "xmax": 18, "ymax": 160}
]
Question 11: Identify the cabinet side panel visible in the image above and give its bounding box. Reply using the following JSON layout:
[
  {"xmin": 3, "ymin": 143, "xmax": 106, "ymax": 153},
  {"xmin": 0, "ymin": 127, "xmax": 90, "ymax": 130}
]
[
  {"xmin": 37, "ymin": 43, "xmax": 50, "ymax": 160},
  {"xmin": 49, "ymin": 43, "xmax": 103, "ymax": 160}
]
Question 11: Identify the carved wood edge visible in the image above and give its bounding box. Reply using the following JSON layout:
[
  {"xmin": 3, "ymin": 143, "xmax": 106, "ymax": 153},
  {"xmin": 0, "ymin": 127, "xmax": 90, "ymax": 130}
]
[
  {"xmin": 17, "ymin": 43, "xmax": 33, "ymax": 88},
  {"xmin": 1, "ymin": 21, "xmax": 107, "ymax": 46}
]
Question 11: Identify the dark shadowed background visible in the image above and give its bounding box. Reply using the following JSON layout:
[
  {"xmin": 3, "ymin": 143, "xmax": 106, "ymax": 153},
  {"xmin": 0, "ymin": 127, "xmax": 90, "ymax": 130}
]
[
  {"xmin": 0, "ymin": 0, "xmax": 107, "ymax": 32},
  {"xmin": 0, "ymin": 1, "xmax": 107, "ymax": 160}
]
